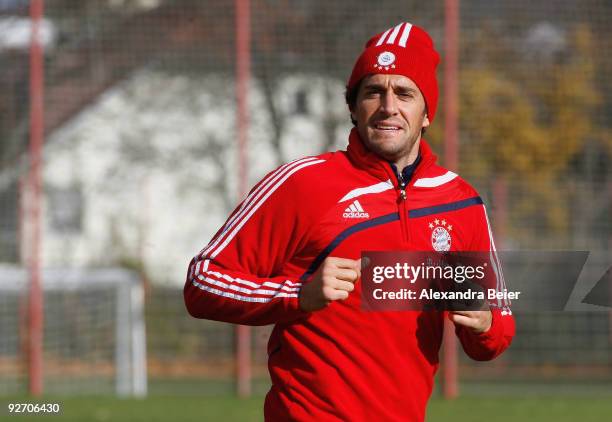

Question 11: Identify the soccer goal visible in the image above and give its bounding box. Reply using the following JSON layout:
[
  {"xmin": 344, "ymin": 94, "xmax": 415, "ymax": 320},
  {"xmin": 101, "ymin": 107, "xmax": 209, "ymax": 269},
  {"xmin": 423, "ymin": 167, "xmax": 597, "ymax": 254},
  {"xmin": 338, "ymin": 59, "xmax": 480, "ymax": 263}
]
[{"xmin": 0, "ymin": 266, "xmax": 147, "ymax": 396}]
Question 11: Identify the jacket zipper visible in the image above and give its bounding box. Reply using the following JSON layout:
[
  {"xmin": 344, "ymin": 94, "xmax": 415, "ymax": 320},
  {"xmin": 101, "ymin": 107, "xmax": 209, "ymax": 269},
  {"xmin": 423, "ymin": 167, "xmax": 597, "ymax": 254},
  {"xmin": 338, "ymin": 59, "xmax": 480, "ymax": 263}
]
[
  {"xmin": 397, "ymin": 171, "xmax": 407, "ymax": 200},
  {"xmin": 395, "ymin": 168, "xmax": 409, "ymax": 243}
]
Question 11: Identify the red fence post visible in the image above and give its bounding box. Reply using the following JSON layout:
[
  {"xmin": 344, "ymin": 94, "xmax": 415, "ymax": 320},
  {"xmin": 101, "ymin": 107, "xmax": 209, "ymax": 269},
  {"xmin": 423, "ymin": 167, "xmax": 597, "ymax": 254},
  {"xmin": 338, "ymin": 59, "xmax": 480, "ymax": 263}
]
[
  {"xmin": 235, "ymin": 0, "xmax": 252, "ymax": 398},
  {"xmin": 28, "ymin": 0, "xmax": 45, "ymax": 397}
]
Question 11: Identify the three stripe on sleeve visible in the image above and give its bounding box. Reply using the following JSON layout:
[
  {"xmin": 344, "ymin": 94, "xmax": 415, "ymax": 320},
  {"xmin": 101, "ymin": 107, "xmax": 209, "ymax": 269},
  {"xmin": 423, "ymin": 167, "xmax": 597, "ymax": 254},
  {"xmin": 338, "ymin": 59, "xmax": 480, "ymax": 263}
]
[
  {"xmin": 191, "ymin": 157, "xmax": 326, "ymax": 303},
  {"xmin": 483, "ymin": 205, "xmax": 512, "ymax": 314}
]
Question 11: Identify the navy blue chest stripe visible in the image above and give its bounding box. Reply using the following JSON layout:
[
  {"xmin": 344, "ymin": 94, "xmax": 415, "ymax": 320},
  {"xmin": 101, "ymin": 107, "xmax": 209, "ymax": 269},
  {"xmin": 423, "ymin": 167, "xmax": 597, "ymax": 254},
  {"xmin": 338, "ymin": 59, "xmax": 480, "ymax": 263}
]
[
  {"xmin": 299, "ymin": 197, "xmax": 482, "ymax": 281},
  {"xmin": 300, "ymin": 212, "xmax": 399, "ymax": 281},
  {"xmin": 408, "ymin": 196, "xmax": 483, "ymax": 218}
]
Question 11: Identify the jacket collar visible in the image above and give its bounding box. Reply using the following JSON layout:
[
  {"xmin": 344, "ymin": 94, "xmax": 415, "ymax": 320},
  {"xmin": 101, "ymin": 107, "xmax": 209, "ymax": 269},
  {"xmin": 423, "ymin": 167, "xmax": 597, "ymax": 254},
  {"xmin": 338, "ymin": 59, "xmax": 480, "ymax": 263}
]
[
  {"xmin": 346, "ymin": 127, "xmax": 438, "ymax": 186},
  {"xmin": 390, "ymin": 154, "xmax": 422, "ymax": 184}
]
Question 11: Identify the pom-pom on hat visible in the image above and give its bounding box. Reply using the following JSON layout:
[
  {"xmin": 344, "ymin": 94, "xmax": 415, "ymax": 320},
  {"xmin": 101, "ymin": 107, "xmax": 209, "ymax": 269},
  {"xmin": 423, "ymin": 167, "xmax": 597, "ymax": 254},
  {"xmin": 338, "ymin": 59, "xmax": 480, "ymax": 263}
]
[{"xmin": 347, "ymin": 22, "xmax": 440, "ymax": 122}]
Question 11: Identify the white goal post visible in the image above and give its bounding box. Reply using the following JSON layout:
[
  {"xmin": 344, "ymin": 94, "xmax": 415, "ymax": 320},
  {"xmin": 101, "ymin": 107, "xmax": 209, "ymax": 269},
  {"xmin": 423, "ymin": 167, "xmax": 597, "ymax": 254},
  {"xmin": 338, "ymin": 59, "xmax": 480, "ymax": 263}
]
[{"xmin": 0, "ymin": 266, "xmax": 147, "ymax": 396}]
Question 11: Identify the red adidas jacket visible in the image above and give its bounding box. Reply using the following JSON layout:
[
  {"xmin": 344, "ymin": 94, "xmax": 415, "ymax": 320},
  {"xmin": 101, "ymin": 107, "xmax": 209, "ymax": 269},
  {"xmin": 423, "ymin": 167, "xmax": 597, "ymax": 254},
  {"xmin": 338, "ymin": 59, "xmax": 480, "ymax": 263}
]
[{"xmin": 184, "ymin": 128, "xmax": 515, "ymax": 421}]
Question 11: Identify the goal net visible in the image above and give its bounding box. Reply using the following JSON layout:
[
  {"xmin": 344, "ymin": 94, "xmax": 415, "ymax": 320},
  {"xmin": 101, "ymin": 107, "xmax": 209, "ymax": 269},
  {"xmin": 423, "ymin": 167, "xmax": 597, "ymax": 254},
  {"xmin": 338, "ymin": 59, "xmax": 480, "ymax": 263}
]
[{"xmin": 0, "ymin": 266, "xmax": 147, "ymax": 396}]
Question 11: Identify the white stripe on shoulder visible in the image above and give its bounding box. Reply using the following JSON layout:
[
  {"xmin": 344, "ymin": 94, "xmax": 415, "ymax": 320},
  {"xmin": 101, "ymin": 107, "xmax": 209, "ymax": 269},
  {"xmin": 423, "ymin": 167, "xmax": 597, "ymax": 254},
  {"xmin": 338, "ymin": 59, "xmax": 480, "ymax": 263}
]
[
  {"xmin": 413, "ymin": 171, "xmax": 458, "ymax": 188},
  {"xmin": 210, "ymin": 159, "xmax": 326, "ymax": 259},
  {"xmin": 200, "ymin": 157, "xmax": 318, "ymax": 259},
  {"xmin": 338, "ymin": 180, "xmax": 393, "ymax": 203}
]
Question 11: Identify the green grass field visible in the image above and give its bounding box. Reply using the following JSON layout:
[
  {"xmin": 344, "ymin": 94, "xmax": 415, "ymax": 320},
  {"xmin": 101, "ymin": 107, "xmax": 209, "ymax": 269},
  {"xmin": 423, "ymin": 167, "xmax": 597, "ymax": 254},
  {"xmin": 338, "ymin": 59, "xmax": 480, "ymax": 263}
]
[{"xmin": 2, "ymin": 395, "xmax": 612, "ymax": 422}]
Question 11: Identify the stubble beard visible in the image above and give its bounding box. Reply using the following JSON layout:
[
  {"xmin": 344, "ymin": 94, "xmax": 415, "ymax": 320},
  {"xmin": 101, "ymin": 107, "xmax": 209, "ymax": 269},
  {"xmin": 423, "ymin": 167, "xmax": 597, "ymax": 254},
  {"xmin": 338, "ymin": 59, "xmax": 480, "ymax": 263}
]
[{"xmin": 362, "ymin": 127, "xmax": 421, "ymax": 164}]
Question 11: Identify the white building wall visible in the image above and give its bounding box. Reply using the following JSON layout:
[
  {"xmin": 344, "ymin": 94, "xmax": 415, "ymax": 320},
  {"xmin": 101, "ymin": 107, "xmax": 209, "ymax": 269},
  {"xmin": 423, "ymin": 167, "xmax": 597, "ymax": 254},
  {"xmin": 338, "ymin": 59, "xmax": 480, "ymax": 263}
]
[{"xmin": 42, "ymin": 69, "xmax": 351, "ymax": 285}]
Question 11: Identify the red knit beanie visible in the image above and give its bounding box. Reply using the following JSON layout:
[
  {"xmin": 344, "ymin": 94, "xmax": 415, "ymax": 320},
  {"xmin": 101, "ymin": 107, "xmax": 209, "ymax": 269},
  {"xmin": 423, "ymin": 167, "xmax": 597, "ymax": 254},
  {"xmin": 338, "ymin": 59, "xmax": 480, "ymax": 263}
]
[{"xmin": 347, "ymin": 22, "xmax": 440, "ymax": 122}]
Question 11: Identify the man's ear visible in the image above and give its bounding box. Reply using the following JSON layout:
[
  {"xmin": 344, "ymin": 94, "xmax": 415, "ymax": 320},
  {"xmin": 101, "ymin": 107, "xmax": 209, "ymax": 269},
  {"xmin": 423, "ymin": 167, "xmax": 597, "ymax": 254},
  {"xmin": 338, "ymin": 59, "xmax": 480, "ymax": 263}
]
[{"xmin": 422, "ymin": 114, "xmax": 430, "ymax": 129}]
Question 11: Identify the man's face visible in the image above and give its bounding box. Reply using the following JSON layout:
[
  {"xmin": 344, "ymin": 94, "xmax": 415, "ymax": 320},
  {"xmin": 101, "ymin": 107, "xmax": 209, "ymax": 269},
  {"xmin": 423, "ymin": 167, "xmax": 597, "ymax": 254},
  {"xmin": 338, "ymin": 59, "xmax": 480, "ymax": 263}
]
[{"xmin": 351, "ymin": 74, "xmax": 430, "ymax": 166}]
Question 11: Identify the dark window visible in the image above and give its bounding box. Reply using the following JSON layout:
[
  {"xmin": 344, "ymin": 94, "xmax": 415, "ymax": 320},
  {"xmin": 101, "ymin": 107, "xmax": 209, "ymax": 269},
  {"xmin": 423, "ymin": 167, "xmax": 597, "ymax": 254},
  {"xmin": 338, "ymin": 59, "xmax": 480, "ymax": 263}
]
[{"xmin": 48, "ymin": 186, "xmax": 83, "ymax": 233}]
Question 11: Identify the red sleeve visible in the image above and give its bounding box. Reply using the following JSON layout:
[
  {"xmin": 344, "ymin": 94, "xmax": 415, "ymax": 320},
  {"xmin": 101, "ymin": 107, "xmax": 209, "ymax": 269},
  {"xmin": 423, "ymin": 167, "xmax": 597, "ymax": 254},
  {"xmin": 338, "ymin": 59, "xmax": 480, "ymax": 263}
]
[
  {"xmin": 454, "ymin": 202, "xmax": 515, "ymax": 361},
  {"xmin": 183, "ymin": 158, "xmax": 324, "ymax": 326}
]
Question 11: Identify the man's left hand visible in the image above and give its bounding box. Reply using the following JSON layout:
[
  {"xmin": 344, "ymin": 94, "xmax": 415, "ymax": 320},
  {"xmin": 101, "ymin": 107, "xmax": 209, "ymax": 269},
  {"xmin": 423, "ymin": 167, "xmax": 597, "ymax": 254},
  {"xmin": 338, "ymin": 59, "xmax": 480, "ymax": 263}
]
[{"xmin": 448, "ymin": 310, "xmax": 492, "ymax": 333}]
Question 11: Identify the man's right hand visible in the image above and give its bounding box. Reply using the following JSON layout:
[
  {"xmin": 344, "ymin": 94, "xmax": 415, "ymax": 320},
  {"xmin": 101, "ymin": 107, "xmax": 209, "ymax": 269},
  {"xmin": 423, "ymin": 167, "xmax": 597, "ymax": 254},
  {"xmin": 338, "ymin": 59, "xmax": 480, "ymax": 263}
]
[{"xmin": 299, "ymin": 257, "xmax": 361, "ymax": 312}]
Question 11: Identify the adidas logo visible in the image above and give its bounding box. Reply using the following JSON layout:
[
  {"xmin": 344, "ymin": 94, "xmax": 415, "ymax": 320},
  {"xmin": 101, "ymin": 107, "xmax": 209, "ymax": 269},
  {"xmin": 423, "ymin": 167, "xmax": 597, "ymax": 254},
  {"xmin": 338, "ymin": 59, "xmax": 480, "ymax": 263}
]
[{"xmin": 343, "ymin": 200, "xmax": 370, "ymax": 219}]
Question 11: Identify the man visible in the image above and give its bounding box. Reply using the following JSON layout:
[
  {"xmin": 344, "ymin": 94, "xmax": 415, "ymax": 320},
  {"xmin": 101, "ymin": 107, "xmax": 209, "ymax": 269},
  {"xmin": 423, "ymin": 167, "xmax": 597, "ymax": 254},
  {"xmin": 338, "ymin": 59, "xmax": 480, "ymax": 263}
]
[{"xmin": 184, "ymin": 22, "xmax": 514, "ymax": 421}]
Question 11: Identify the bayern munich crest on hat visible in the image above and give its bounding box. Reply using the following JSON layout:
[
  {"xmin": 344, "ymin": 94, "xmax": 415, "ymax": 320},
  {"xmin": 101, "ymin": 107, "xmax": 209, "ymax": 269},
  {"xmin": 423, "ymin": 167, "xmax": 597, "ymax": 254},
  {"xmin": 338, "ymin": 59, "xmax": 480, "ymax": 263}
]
[{"xmin": 375, "ymin": 51, "xmax": 396, "ymax": 70}]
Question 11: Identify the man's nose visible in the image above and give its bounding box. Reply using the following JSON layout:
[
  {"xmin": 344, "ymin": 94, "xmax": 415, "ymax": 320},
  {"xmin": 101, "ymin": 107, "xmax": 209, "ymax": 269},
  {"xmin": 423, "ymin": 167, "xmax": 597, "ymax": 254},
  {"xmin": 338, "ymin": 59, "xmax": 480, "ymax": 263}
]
[{"xmin": 379, "ymin": 91, "xmax": 399, "ymax": 115}]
